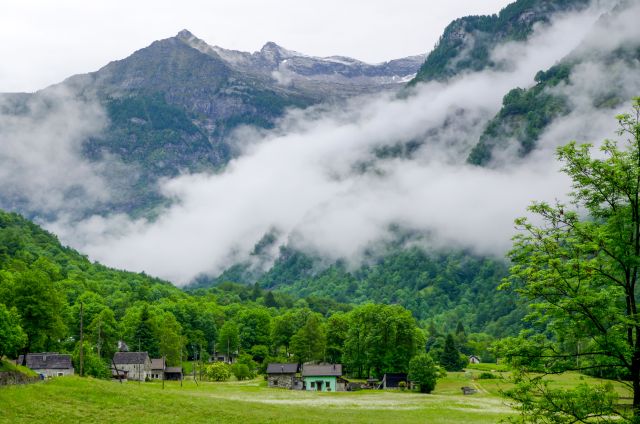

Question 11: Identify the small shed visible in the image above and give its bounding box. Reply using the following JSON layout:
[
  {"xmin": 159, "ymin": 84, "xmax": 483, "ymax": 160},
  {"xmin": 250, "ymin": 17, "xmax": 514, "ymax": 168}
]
[
  {"xmin": 302, "ymin": 364, "xmax": 344, "ymax": 392},
  {"xmin": 20, "ymin": 353, "xmax": 74, "ymax": 377},
  {"xmin": 164, "ymin": 367, "xmax": 183, "ymax": 381},
  {"xmin": 381, "ymin": 373, "xmax": 408, "ymax": 389},
  {"xmin": 266, "ymin": 363, "xmax": 299, "ymax": 389},
  {"xmin": 113, "ymin": 352, "xmax": 151, "ymax": 381},
  {"xmin": 469, "ymin": 355, "xmax": 481, "ymax": 364}
]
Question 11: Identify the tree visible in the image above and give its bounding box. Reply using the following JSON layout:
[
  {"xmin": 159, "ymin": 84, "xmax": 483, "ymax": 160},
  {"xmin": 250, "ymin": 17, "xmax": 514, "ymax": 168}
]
[
  {"xmin": 217, "ymin": 321, "xmax": 240, "ymax": 359},
  {"xmin": 88, "ymin": 308, "xmax": 119, "ymax": 360},
  {"xmin": 237, "ymin": 308, "xmax": 272, "ymax": 350},
  {"xmin": 440, "ymin": 334, "xmax": 465, "ymax": 372},
  {"xmin": 408, "ymin": 353, "xmax": 438, "ymax": 393},
  {"xmin": 134, "ymin": 305, "xmax": 158, "ymax": 356},
  {"xmin": 0, "ymin": 303, "xmax": 26, "ymax": 358},
  {"xmin": 500, "ymin": 99, "xmax": 640, "ymax": 422},
  {"xmin": 73, "ymin": 341, "xmax": 110, "ymax": 379},
  {"xmin": 156, "ymin": 312, "xmax": 183, "ymax": 366},
  {"xmin": 290, "ymin": 314, "xmax": 326, "ymax": 363},
  {"xmin": 11, "ymin": 263, "xmax": 67, "ymax": 355}
]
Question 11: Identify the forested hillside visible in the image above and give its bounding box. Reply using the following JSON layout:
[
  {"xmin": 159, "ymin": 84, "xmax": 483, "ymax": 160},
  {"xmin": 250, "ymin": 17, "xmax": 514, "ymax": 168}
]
[
  {"xmin": 410, "ymin": 0, "xmax": 589, "ymax": 84},
  {"xmin": 0, "ymin": 210, "xmax": 499, "ymax": 379}
]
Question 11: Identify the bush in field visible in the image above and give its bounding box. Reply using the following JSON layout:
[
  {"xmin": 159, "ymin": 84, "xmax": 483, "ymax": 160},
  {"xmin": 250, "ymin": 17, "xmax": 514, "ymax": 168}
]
[
  {"xmin": 231, "ymin": 363, "xmax": 251, "ymax": 381},
  {"xmin": 408, "ymin": 353, "xmax": 438, "ymax": 394},
  {"xmin": 204, "ymin": 362, "xmax": 231, "ymax": 381}
]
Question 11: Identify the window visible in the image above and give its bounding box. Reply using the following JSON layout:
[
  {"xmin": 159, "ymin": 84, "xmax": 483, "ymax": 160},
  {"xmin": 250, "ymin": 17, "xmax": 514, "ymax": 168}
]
[
  {"xmin": 310, "ymin": 382, "xmax": 315, "ymax": 388},
  {"xmin": 57, "ymin": 372, "xmax": 63, "ymax": 377}
]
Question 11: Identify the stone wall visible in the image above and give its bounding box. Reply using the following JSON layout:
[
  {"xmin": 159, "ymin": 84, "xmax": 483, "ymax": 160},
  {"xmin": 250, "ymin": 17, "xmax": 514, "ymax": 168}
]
[
  {"xmin": 267, "ymin": 374, "xmax": 295, "ymax": 389},
  {"xmin": 0, "ymin": 371, "xmax": 38, "ymax": 386}
]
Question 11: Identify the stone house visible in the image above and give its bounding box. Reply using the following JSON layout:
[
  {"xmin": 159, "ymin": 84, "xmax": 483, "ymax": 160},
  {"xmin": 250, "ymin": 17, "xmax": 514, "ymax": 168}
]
[
  {"xmin": 150, "ymin": 358, "xmax": 165, "ymax": 380},
  {"xmin": 266, "ymin": 363, "xmax": 300, "ymax": 389},
  {"xmin": 302, "ymin": 364, "xmax": 345, "ymax": 392},
  {"xmin": 20, "ymin": 353, "xmax": 74, "ymax": 377},
  {"xmin": 113, "ymin": 352, "xmax": 151, "ymax": 381}
]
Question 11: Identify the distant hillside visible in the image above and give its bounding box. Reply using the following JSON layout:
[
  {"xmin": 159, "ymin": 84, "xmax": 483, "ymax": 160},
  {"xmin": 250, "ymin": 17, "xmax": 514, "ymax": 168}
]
[
  {"xmin": 410, "ymin": 0, "xmax": 590, "ymax": 84},
  {"xmin": 192, "ymin": 245, "xmax": 522, "ymax": 337},
  {"xmin": 467, "ymin": 1, "xmax": 640, "ymax": 165}
]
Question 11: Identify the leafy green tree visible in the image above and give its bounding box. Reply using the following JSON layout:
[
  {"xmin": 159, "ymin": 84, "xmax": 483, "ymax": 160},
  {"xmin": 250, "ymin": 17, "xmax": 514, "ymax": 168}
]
[
  {"xmin": 88, "ymin": 307, "xmax": 119, "ymax": 360},
  {"xmin": 440, "ymin": 334, "xmax": 465, "ymax": 372},
  {"xmin": 12, "ymin": 263, "xmax": 67, "ymax": 355},
  {"xmin": 271, "ymin": 309, "xmax": 310, "ymax": 355},
  {"xmin": 0, "ymin": 303, "xmax": 26, "ymax": 358},
  {"xmin": 134, "ymin": 304, "xmax": 158, "ymax": 356},
  {"xmin": 326, "ymin": 312, "xmax": 349, "ymax": 363},
  {"xmin": 408, "ymin": 353, "xmax": 438, "ymax": 393},
  {"xmin": 217, "ymin": 321, "xmax": 240, "ymax": 359},
  {"xmin": 500, "ymin": 99, "xmax": 640, "ymax": 422},
  {"xmin": 73, "ymin": 341, "xmax": 110, "ymax": 379},
  {"xmin": 237, "ymin": 308, "xmax": 272, "ymax": 350},
  {"xmin": 290, "ymin": 314, "xmax": 326, "ymax": 363},
  {"xmin": 204, "ymin": 361, "xmax": 232, "ymax": 381},
  {"xmin": 156, "ymin": 312, "xmax": 183, "ymax": 366}
]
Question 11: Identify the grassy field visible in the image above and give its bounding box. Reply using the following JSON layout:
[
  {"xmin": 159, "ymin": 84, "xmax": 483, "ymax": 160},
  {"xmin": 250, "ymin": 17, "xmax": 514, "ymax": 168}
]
[
  {"xmin": 0, "ymin": 370, "xmax": 631, "ymax": 423},
  {"xmin": 0, "ymin": 373, "xmax": 512, "ymax": 424}
]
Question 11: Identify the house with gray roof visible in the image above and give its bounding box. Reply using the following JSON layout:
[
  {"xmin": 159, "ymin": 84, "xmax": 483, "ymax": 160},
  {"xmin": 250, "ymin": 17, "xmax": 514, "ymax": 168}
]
[
  {"xmin": 20, "ymin": 353, "xmax": 74, "ymax": 378},
  {"xmin": 301, "ymin": 364, "xmax": 345, "ymax": 392},
  {"xmin": 113, "ymin": 352, "xmax": 151, "ymax": 381},
  {"xmin": 266, "ymin": 363, "xmax": 300, "ymax": 389}
]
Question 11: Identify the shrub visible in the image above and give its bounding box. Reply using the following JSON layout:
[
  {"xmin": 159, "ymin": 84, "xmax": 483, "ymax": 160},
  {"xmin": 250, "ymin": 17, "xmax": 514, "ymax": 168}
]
[
  {"xmin": 204, "ymin": 362, "xmax": 232, "ymax": 381},
  {"xmin": 408, "ymin": 353, "xmax": 438, "ymax": 394},
  {"xmin": 478, "ymin": 372, "xmax": 497, "ymax": 379}
]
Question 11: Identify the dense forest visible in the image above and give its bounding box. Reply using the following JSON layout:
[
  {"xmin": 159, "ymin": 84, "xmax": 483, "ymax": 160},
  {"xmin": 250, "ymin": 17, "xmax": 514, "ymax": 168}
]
[{"xmin": 0, "ymin": 209, "xmax": 497, "ymax": 380}]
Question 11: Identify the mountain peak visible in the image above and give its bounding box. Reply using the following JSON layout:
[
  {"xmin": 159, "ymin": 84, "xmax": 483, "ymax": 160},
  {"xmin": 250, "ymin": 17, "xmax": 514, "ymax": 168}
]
[{"xmin": 176, "ymin": 29, "xmax": 195, "ymax": 40}]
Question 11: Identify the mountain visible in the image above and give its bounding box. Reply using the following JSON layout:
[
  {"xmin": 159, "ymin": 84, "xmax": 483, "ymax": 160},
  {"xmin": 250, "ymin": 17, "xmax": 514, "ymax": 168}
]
[
  {"xmin": 467, "ymin": 0, "xmax": 640, "ymax": 165},
  {"xmin": 0, "ymin": 31, "xmax": 423, "ymax": 218},
  {"xmin": 409, "ymin": 0, "xmax": 591, "ymax": 84}
]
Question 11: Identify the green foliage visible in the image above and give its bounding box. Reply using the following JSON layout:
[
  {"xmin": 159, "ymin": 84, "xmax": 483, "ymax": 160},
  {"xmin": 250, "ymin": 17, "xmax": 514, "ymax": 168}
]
[
  {"xmin": 217, "ymin": 321, "xmax": 240, "ymax": 357},
  {"xmin": 440, "ymin": 334, "xmax": 466, "ymax": 372},
  {"xmin": 290, "ymin": 313, "xmax": 326, "ymax": 363},
  {"xmin": 73, "ymin": 342, "xmax": 110, "ymax": 379},
  {"xmin": 478, "ymin": 372, "xmax": 497, "ymax": 380},
  {"xmin": 411, "ymin": 0, "xmax": 588, "ymax": 84},
  {"xmin": 204, "ymin": 361, "xmax": 232, "ymax": 382},
  {"xmin": 88, "ymin": 307, "xmax": 119, "ymax": 360},
  {"xmin": 500, "ymin": 99, "xmax": 640, "ymax": 421},
  {"xmin": 343, "ymin": 304, "xmax": 423, "ymax": 378},
  {"xmin": 408, "ymin": 353, "xmax": 438, "ymax": 393},
  {"xmin": 231, "ymin": 363, "xmax": 251, "ymax": 381},
  {"xmin": 468, "ymin": 64, "xmax": 572, "ymax": 165},
  {"xmin": 0, "ymin": 303, "xmax": 26, "ymax": 358}
]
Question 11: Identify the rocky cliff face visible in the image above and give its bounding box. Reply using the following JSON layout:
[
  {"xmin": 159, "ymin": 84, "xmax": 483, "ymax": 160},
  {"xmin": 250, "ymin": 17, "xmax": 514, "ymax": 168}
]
[{"xmin": 410, "ymin": 0, "xmax": 591, "ymax": 84}]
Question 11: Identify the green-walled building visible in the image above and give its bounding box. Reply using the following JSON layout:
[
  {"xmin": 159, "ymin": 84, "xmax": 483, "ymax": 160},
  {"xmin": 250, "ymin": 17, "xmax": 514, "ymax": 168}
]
[{"xmin": 302, "ymin": 364, "xmax": 344, "ymax": 392}]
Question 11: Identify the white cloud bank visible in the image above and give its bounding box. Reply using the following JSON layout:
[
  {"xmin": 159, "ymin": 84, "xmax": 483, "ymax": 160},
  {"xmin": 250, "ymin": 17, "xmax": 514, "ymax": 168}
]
[{"xmin": 47, "ymin": 4, "xmax": 632, "ymax": 285}]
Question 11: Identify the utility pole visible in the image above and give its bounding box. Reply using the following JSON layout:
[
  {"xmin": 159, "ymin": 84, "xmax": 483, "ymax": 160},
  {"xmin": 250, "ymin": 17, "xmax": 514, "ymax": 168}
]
[
  {"xmin": 79, "ymin": 302, "xmax": 84, "ymax": 377},
  {"xmin": 180, "ymin": 342, "xmax": 183, "ymax": 388},
  {"xmin": 138, "ymin": 338, "xmax": 141, "ymax": 385},
  {"xmin": 162, "ymin": 354, "xmax": 165, "ymax": 390}
]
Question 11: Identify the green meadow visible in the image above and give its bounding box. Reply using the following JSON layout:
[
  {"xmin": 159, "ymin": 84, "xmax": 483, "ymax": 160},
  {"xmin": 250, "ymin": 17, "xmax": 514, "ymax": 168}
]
[{"xmin": 1, "ymin": 370, "xmax": 632, "ymax": 423}]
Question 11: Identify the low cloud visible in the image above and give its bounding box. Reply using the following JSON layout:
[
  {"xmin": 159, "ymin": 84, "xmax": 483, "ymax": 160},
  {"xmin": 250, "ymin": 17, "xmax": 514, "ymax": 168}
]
[
  {"xmin": 47, "ymin": 4, "xmax": 627, "ymax": 285},
  {"xmin": 0, "ymin": 87, "xmax": 112, "ymax": 219}
]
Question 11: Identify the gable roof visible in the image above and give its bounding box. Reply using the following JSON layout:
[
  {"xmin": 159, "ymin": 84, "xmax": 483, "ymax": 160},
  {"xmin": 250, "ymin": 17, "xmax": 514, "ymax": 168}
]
[
  {"xmin": 113, "ymin": 352, "xmax": 150, "ymax": 364},
  {"xmin": 150, "ymin": 358, "xmax": 165, "ymax": 370},
  {"xmin": 24, "ymin": 353, "xmax": 73, "ymax": 370},
  {"xmin": 266, "ymin": 363, "xmax": 299, "ymax": 374},
  {"xmin": 302, "ymin": 364, "xmax": 342, "ymax": 377},
  {"xmin": 164, "ymin": 367, "xmax": 183, "ymax": 374}
]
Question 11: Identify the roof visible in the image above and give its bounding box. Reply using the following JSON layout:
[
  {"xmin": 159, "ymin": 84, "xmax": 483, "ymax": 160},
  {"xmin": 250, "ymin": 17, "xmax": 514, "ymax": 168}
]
[
  {"xmin": 266, "ymin": 363, "xmax": 298, "ymax": 374},
  {"xmin": 150, "ymin": 358, "xmax": 165, "ymax": 370},
  {"xmin": 113, "ymin": 352, "xmax": 150, "ymax": 364},
  {"xmin": 24, "ymin": 353, "xmax": 73, "ymax": 370},
  {"xmin": 302, "ymin": 364, "xmax": 342, "ymax": 377},
  {"xmin": 164, "ymin": 367, "xmax": 183, "ymax": 374}
]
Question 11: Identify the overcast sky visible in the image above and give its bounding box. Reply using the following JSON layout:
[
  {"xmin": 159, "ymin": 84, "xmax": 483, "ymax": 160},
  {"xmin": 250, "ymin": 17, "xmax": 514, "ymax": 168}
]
[{"xmin": 1, "ymin": 0, "xmax": 512, "ymax": 92}]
